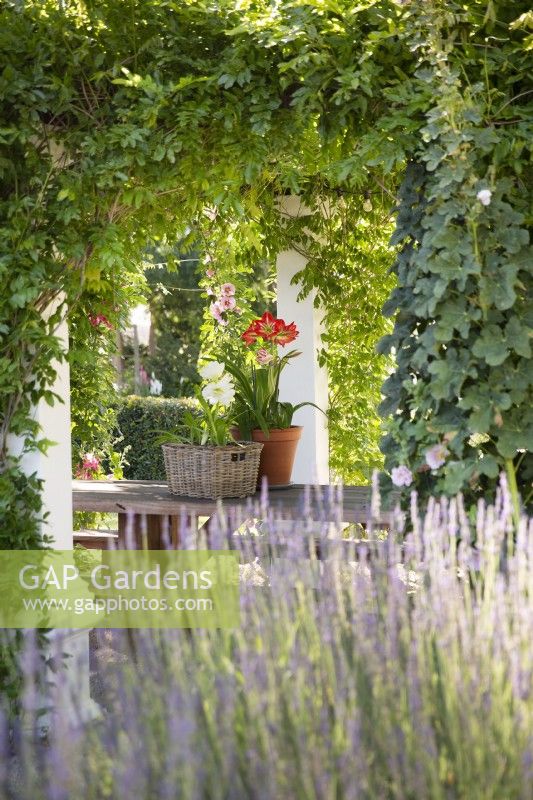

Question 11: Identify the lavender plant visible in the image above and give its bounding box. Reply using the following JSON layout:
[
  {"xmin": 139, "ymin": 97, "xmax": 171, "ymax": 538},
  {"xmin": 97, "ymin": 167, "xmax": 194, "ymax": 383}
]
[{"xmin": 2, "ymin": 480, "xmax": 533, "ymax": 799}]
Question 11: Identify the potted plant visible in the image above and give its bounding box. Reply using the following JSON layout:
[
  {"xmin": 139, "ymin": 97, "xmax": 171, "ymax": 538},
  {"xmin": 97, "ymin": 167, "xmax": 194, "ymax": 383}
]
[
  {"xmin": 158, "ymin": 362, "xmax": 262, "ymax": 499},
  {"xmin": 226, "ymin": 312, "xmax": 322, "ymax": 487}
]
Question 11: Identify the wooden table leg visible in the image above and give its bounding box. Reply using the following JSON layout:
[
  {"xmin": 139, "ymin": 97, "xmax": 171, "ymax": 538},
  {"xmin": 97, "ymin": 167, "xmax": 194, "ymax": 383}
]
[
  {"xmin": 170, "ymin": 515, "xmax": 180, "ymax": 548},
  {"xmin": 117, "ymin": 513, "xmax": 164, "ymax": 548},
  {"xmin": 117, "ymin": 513, "xmax": 185, "ymax": 549}
]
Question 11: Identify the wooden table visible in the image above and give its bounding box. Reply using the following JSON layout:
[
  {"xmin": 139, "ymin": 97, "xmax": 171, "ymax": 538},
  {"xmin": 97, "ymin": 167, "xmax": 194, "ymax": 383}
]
[{"xmin": 73, "ymin": 480, "xmax": 393, "ymax": 549}]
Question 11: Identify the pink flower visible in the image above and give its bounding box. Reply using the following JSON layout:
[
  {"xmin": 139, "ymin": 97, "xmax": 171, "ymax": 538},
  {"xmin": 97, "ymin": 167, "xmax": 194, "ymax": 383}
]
[
  {"xmin": 209, "ymin": 302, "xmax": 228, "ymax": 326},
  {"xmin": 391, "ymin": 465, "xmax": 413, "ymax": 487},
  {"xmin": 206, "ymin": 269, "xmax": 215, "ymax": 278},
  {"xmin": 88, "ymin": 313, "xmax": 113, "ymax": 330},
  {"xmin": 256, "ymin": 348, "xmax": 274, "ymax": 366},
  {"xmin": 218, "ymin": 295, "xmax": 236, "ymax": 311},
  {"xmin": 425, "ymin": 443, "xmax": 449, "ymax": 470},
  {"xmin": 82, "ymin": 452, "xmax": 100, "ymax": 472},
  {"xmin": 476, "ymin": 189, "xmax": 492, "ymax": 206},
  {"xmin": 75, "ymin": 467, "xmax": 94, "ymax": 480},
  {"xmin": 210, "ymin": 301, "xmax": 223, "ymax": 321},
  {"xmin": 220, "ymin": 282, "xmax": 236, "ymax": 296}
]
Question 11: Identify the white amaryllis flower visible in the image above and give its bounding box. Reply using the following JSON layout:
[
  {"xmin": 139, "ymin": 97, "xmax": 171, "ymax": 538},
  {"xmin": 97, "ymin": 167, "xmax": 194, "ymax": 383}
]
[
  {"xmin": 199, "ymin": 361, "xmax": 225, "ymax": 381},
  {"xmin": 476, "ymin": 189, "xmax": 492, "ymax": 206},
  {"xmin": 201, "ymin": 374, "xmax": 235, "ymax": 406},
  {"xmin": 391, "ymin": 465, "xmax": 413, "ymax": 487}
]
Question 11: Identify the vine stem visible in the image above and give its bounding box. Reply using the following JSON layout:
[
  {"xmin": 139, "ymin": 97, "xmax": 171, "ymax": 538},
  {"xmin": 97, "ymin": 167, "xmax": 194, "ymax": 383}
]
[{"xmin": 505, "ymin": 458, "xmax": 521, "ymax": 532}]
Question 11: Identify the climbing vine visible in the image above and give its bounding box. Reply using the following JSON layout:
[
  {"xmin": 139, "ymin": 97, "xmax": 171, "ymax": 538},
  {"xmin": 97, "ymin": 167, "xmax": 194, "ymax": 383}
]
[{"xmin": 378, "ymin": 2, "xmax": 533, "ymax": 509}]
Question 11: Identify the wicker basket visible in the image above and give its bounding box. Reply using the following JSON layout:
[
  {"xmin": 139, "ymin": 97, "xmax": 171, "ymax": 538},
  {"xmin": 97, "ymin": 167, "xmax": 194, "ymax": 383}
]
[{"xmin": 162, "ymin": 441, "xmax": 263, "ymax": 499}]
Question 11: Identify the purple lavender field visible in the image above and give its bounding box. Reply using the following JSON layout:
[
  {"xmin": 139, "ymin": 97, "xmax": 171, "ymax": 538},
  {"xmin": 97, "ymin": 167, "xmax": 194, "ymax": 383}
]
[{"xmin": 2, "ymin": 481, "xmax": 533, "ymax": 799}]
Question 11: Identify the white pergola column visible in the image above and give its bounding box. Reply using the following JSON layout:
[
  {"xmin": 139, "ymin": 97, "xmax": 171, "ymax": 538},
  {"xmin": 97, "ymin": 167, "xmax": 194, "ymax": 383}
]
[
  {"xmin": 276, "ymin": 196, "xmax": 329, "ymax": 484},
  {"xmin": 9, "ymin": 311, "xmax": 99, "ymax": 726},
  {"xmin": 8, "ymin": 314, "xmax": 73, "ymax": 548}
]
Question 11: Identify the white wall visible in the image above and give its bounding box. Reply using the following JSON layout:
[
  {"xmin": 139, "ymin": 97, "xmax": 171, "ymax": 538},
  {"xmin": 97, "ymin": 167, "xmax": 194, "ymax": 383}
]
[{"xmin": 276, "ymin": 196, "xmax": 329, "ymax": 484}]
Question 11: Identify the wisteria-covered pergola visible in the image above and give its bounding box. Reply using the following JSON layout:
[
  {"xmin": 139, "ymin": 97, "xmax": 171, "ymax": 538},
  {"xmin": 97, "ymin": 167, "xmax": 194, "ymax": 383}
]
[{"xmin": 1, "ymin": 0, "xmax": 531, "ymax": 549}]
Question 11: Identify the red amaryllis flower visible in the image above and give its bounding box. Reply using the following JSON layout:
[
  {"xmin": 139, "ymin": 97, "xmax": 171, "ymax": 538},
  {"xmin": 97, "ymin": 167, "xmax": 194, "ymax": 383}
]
[
  {"xmin": 271, "ymin": 319, "xmax": 298, "ymax": 346},
  {"xmin": 241, "ymin": 312, "xmax": 299, "ymax": 347},
  {"xmin": 241, "ymin": 313, "xmax": 269, "ymax": 345},
  {"xmin": 242, "ymin": 326, "xmax": 258, "ymax": 345},
  {"xmin": 250, "ymin": 311, "xmax": 277, "ymax": 340}
]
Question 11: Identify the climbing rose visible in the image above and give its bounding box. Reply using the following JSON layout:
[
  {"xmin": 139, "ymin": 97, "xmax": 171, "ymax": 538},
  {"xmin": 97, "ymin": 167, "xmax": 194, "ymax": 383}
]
[
  {"xmin": 425, "ymin": 443, "xmax": 449, "ymax": 470},
  {"xmin": 220, "ymin": 282, "xmax": 236, "ymax": 296},
  {"xmin": 218, "ymin": 295, "xmax": 236, "ymax": 311},
  {"xmin": 210, "ymin": 301, "xmax": 228, "ymax": 325},
  {"xmin": 391, "ymin": 465, "xmax": 413, "ymax": 487},
  {"xmin": 476, "ymin": 189, "xmax": 492, "ymax": 206}
]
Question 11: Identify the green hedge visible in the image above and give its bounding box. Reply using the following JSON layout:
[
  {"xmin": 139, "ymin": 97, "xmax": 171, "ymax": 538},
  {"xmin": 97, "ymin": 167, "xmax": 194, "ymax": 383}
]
[{"xmin": 116, "ymin": 396, "xmax": 199, "ymax": 480}]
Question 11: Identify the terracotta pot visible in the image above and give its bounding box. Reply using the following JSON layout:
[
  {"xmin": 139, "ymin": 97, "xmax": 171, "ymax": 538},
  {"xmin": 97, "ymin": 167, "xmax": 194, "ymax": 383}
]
[
  {"xmin": 230, "ymin": 427, "xmax": 242, "ymax": 442},
  {"xmin": 251, "ymin": 426, "xmax": 302, "ymax": 486}
]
